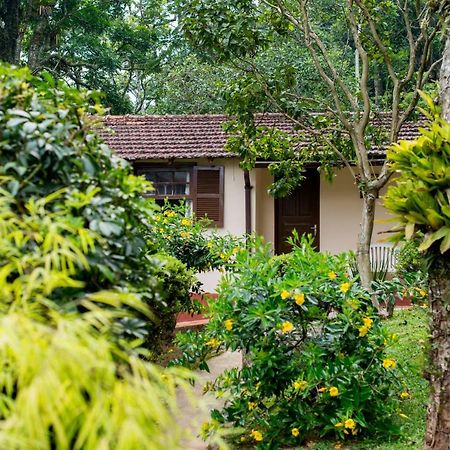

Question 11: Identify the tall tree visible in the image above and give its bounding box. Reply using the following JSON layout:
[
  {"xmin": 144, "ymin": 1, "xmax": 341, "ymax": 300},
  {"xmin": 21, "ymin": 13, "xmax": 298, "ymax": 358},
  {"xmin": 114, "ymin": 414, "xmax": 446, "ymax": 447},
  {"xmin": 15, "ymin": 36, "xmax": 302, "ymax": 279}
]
[
  {"xmin": 424, "ymin": 25, "xmax": 450, "ymax": 450},
  {"xmin": 0, "ymin": 0, "xmax": 171, "ymax": 113},
  {"xmin": 178, "ymin": 0, "xmax": 446, "ymax": 298},
  {"xmin": 0, "ymin": 0, "xmax": 21, "ymax": 64}
]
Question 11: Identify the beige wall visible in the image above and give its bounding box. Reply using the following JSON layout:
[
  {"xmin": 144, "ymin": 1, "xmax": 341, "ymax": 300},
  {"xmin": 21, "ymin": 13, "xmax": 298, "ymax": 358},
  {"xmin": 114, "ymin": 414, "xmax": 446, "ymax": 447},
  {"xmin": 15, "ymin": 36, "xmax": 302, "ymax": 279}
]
[
  {"xmin": 253, "ymin": 168, "xmax": 275, "ymax": 243},
  {"xmin": 319, "ymin": 169, "xmax": 393, "ymax": 253}
]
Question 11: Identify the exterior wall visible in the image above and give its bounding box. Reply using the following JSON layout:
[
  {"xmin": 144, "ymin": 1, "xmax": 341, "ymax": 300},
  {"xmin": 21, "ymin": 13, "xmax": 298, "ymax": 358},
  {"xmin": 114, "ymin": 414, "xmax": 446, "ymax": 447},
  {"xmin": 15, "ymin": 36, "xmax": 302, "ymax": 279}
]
[
  {"xmin": 196, "ymin": 158, "xmax": 247, "ymax": 291},
  {"xmin": 251, "ymin": 167, "xmax": 394, "ymax": 255},
  {"xmin": 254, "ymin": 168, "xmax": 275, "ymax": 244},
  {"xmin": 319, "ymin": 169, "xmax": 393, "ymax": 254}
]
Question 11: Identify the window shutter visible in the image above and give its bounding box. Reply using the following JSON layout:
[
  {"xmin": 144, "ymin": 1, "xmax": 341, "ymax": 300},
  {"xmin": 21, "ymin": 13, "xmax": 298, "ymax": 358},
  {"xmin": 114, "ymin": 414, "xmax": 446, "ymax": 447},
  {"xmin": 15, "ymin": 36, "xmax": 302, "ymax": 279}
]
[{"xmin": 193, "ymin": 166, "xmax": 224, "ymax": 227}]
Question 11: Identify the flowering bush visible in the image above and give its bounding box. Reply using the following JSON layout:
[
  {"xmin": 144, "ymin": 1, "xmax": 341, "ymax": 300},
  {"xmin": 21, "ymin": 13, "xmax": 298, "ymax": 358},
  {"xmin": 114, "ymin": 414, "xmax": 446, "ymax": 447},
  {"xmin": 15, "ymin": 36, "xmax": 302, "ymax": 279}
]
[
  {"xmin": 177, "ymin": 236, "xmax": 409, "ymax": 447},
  {"xmin": 151, "ymin": 202, "xmax": 245, "ymax": 274}
]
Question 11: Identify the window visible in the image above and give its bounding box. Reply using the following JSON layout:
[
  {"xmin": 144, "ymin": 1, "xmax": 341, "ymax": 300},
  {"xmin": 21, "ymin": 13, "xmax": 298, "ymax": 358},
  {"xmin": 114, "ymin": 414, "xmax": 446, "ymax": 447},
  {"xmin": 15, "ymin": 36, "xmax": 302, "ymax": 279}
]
[{"xmin": 136, "ymin": 165, "xmax": 224, "ymax": 227}]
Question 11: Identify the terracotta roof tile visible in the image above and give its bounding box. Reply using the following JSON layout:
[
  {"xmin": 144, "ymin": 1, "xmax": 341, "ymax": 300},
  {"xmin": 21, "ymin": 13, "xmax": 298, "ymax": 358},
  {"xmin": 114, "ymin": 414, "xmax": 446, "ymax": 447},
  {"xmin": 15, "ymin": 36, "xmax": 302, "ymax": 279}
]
[{"xmin": 98, "ymin": 113, "xmax": 424, "ymax": 161}]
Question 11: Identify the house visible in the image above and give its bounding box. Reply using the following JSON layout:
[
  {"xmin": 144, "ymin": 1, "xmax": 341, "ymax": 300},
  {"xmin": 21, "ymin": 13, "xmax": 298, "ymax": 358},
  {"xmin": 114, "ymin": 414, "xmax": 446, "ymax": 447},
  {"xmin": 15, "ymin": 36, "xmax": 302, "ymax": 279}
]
[{"xmin": 100, "ymin": 113, "xmax": 420, "ymax": 291}]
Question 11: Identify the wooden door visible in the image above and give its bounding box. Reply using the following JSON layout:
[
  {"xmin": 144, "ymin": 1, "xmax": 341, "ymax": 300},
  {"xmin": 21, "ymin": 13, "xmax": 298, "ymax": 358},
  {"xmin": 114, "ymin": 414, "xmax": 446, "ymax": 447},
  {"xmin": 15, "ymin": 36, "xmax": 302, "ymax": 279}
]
[{"xmin": 275, "ymin": 170, "xmax": 320, "ymax": 254}]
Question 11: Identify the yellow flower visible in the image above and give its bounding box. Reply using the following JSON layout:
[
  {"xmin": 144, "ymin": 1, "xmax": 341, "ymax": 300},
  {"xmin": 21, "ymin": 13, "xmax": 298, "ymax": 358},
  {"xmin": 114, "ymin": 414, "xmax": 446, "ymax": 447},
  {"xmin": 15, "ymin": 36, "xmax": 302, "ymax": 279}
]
[
  {"xmin": 248, "ymin": 401, "xmax": 257, "ymax": 411},
  {"xmin": 329, "ymin": 386, "xmax": 339, "ymax": 397},
  {"xmin": 383, "ymin": 358, "xmax": 397, "ymax": 369},
  {"xmin": 346, "ymin": 299, "xmax": 360, "ymax": 309},
  {"xmin": 281, "ymin": 289, "xmax": 291, "ymax": 300},
  {"xmin": 219, "ymin": 252, "xmax": 227, "ymax": 259},
  {"xmin": 416, "ymin": 287, "xmax": 427, "ymax": 297},
  {"xmin": 334, "ymin": 443, "xmax": 343, "ymax": 450},
  {"xmin": 363, "ymin": 317, "xmax": 373, "ymax": 328},
  {"xmin": 317, "ymin": 387, "xmax": 327, "ymax": 393},
  {"xmin": 207, "ymin": 242, "xmax": 213, "ymax": 249},
  {"xmin": 281, "ymin": 321, "xmax": 294, "ymax": 333},
  {"xmin": 334, "ymin": 422, "xmax": 344, "ymax": 428},
  {"xmin": 232, "ymin": 247, "xmax": 239, "ymax": 254},
  {"xmin": 180, "ymin": 231, "xmax": 191, "ymax": 239},
  {"xmin": 181, "ymin": 218, "xmax": 192, "ymax": 226},
  {"xmin": 344, "ymin": 418, "xmax": 356, "ymax": 429},
  {"xmin": 293, "ymin": 380, "xmax": 308, "ymax": 391},
  {"xmin": 155, "ymin": 215, "xmax": 161, "ymax": 222},
  {"xmin": 358, "ymin": 326, "xmax": 369, "ymax": 337},
  {"xmin": 294, "ymin": 292, "xmax": 305, "ymax": 305},
  {"xmin": 340, "ymin": 282, "xmax": 350, "ymax": 293},
  {"xmin": 224, "ymin": 319, "xmax": 233, "ymax": 331},
  {"xmin": 328, "ymin": 271, "xmax": 337, "ymax": 280},
  {"xmin": 400, "ymin": 391, "xmax": 410, "ymax": 399},
  {"xmin": 205, "ymin": 338, "xmax": 220, "ymax": 348},
  {"xmin": 291, "ymin": 428, "xmax": 300, "ymax": 437},
  {"xmin": 250, "ymin": 429, "xmax": 263, "ymax": 442}
]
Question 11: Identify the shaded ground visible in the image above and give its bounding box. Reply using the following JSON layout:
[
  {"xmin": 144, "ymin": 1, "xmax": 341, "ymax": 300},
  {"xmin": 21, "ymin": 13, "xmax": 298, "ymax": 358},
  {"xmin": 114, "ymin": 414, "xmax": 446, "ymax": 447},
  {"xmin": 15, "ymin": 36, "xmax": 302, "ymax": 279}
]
[{"xmin": 177, "ymin": 351, "xmax": 242, "ymax": 449}]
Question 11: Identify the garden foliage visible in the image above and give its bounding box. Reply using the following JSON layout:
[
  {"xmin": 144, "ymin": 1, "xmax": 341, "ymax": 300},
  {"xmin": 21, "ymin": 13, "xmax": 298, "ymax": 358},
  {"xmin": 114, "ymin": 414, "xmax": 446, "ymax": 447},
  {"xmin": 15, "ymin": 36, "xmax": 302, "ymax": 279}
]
[
  {"xmin": 384, "ymin": 97, "xmax": 450, "ymax": 254},
  {"xmin": 0, "ymin": 64, "xmax": 196, "ymax": 352},
  {"xmin": 151, "ymin": 202, "xmax": 245, "ymax": 274},
  {"xmin": 177, "ymin": 237, "xmax": 410, "ymax": 448},
  {"xmin": 0, "ymin": 187, "xmax": 197, "ymax": 450}
]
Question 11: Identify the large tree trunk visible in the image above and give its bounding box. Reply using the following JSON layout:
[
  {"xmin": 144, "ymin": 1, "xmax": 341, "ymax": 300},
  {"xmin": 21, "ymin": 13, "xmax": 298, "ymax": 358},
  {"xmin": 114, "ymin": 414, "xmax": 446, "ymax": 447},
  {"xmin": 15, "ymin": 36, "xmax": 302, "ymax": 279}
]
[
  {"xmin": 423, "ymin": 28, "xmax": 450, "ymax": 450},
  {"xmin": 357, "ymin": 188, "xmax": 380, "ymax": 309},
  {"xmin": 28, "ymin": 7, "xmax": 54, "ymax": 73},
  {"xmin": 0, "ymin": 0, "xmax": 21, "ymax": 64},
  {"xmin": 424, "ymin": 256, "xmax": 450, "ymax": 450},
  {"xmin": 440, "ymin": 29, "xmax": 450, "ymax": 123}
]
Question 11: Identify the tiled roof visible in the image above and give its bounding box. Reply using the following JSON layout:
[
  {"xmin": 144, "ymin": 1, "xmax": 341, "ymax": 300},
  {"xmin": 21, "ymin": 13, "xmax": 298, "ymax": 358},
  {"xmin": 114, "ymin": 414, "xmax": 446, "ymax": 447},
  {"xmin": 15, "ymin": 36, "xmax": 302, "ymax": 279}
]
[{"xmin": 98, "ymin": 113, "xmax": 424, "ymax": 161}]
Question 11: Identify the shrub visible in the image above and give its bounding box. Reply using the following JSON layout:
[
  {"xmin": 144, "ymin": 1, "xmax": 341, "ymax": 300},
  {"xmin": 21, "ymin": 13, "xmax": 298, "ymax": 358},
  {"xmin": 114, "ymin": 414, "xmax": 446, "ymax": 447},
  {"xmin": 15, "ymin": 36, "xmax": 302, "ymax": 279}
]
[
  {"xmin": 0, "ymin": 309, "xmax": 195, "ymax": 450},
  {"xmin": 0, "ymin": 64, "xmax": 203, "ymax": 352},
  {"xmin": 396, "ymin": 239, "xmax": 426, "ymax": 274},
  {"xmin": 151, "ymin": 201, "xmax": 246, "ymax": 274},
  {"xmin": 147, "ymin": 253, "xmax": 197, "ymax": 351},
  {"xmin": 177, "ymin": 237, "xmax": 408, "ymax": 448},
  {"xmin": 383, "ymin": 97, "xmax": 450, "ymax": 254},
  {"xmin": 0, "ymin": 185, "xmax": 199, "ymax": 450}
]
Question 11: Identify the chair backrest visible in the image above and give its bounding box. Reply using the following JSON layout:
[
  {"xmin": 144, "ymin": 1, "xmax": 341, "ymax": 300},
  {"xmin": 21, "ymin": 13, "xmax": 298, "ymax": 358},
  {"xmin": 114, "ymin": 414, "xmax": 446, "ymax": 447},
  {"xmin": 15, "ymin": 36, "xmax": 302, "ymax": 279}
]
[{"xmin": 370, "ymin": 244, "xmax": 397, "ymax": 277}]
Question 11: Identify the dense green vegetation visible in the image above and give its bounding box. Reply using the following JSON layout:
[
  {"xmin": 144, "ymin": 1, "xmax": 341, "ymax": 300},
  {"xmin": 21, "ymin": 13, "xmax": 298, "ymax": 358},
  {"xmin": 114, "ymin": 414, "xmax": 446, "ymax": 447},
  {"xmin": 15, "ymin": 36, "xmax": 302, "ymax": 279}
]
[
  {"xmin": 176, "ymin": 237, "xmax": 418, "ymax": 448},
  {"xmin": 385, "ymin": 98, "xmax": 450, "ymax": 449},
  {"xmin": 298, "ymin": 307, "xmax": 429, "ymax": 450},
  {"xmin": 0, "ymin": 62, "xmax": 213, "ymax": 450},
  {"xmin": 0, "ymin": 63, "xmax": 201, "ymax": 354}
]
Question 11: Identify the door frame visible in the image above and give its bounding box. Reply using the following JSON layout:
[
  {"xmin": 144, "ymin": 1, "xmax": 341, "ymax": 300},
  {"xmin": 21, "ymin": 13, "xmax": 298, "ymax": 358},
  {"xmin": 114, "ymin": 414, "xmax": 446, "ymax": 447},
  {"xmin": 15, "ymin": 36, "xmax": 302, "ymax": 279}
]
[{"xmin": 274, "ymin": 169, "xmax": 320, "ymax": 254}]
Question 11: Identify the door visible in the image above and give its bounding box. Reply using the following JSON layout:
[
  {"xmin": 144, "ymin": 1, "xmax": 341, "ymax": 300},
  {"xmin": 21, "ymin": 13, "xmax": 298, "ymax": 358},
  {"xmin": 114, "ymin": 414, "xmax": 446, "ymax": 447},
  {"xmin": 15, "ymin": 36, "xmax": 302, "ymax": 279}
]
[{"xmin": 275, "ymin": 169, "xmax": 320, "ymax": 254}]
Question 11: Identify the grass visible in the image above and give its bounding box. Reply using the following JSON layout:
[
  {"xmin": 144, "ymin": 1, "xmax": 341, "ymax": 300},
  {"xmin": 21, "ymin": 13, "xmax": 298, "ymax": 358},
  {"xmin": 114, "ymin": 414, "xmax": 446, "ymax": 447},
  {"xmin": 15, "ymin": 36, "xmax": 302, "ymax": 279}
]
[{"xmin": 298, "ymin": 307, "xmax": 430, "ymax": 450}]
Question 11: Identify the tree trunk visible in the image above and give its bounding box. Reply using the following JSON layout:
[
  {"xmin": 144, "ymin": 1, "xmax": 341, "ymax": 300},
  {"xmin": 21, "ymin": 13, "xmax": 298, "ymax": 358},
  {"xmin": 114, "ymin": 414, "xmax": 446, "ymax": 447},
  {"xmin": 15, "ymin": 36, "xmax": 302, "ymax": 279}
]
[
  {"xmin": 0, "ymin": 0, "xmax": 21, "ymax": 64},
  {"xmin": 28, "ymin": 14, "xmax": 50, "ymax": 72},
  {"xmin": 374, "ymin": 64, "xmax": 383, "ymax": 109},
  {"xmin": 424, "ymin": 256, "xmax": 450, "ymax": 450},
  {"xmin": 357, "ymin": 188, "xmax": 380, "ymax": 310},
  {"xmin": 440, "ymin": 29, "xmax": 450, "ymax": 123},
  {"xmin": 423, "ymin": 25, "xmax": 450, "ymax": 450}
]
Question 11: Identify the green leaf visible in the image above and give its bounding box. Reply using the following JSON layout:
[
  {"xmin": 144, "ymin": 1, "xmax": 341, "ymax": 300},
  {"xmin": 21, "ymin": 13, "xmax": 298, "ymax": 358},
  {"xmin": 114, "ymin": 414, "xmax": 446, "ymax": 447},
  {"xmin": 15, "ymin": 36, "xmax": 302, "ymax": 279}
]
[
  {"xmin": 418, "ymin": 228, "xmax": 449, "ymax": 252},
  {"xmin": 404, "ymin": 222, "xmax": 415, "ymax": 240},
  {"xmin": 98, "ymin": 221, "xmax": 122, "ymax": 237},
  {"xmin": 439, "ymin": 231, "xmax": 450, "ymax": 254}
]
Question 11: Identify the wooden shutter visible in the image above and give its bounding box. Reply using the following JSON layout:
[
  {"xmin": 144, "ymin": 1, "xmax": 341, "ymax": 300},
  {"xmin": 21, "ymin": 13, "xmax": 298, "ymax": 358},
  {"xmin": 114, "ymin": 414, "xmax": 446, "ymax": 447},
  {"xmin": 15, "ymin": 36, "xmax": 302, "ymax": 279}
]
[{"xmin": 193, "ymin": 166, "xmax": 224, "ymax": 227}]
